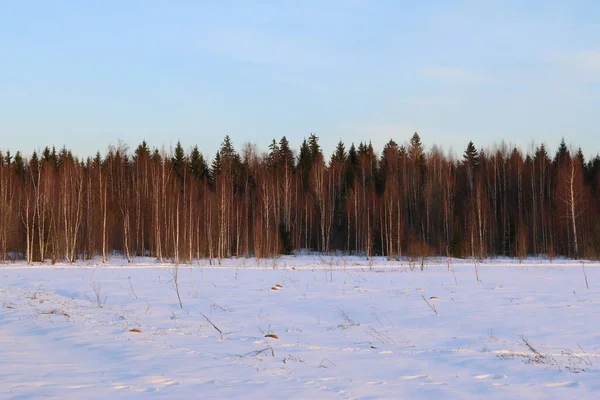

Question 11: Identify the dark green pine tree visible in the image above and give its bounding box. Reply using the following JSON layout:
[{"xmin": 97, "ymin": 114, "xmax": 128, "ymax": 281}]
[
  {"xmin": 298, "ymin": 139, "xmax": 312, "ymax": 191},
  {"xmin": 211, "ymin": 150, "xmax": 221, "ymax": 174},
  {"xmin": 357, "ymin": 142, "xmax": 376, "ymax": 162},
  {"xmin": 535, "ymin": 143, "xmax": 549, "ymax": 163},
  {"xmin": 358, "ymin": 141, "xmax": 367, "ymax": 156},
  {"xmin": 171, "ymin": 141, "xmax": 186, "ymax": 180},
  {"xmin": 51, "ymin": 146, "xmax": 58, "ymax": 169},
  {"xmin": 268, "ymin": 139, "xmax": 280, "ymax": 168},
  {"xmin": 367, "ymin": 141, "xmax": 378, "ymax": 173},
  {"xmin": 329, "ymin": 140, "xmax": 348, "ymax": 249},
  {"xmin": 480, "ymin": 148, "xmax": 487, "ymax": 164},
  {"xmin": 218, "ymin": 135, "xmax": 242, "ymax": 190},
  {"xmin": 279, "ymin": 136, "xmax": 294, "ymax": 170},
  {"xmin": 189, "ymin": 145, "xmax": 208, "ymax": 182},
  {"xmin": 134, "ymin": 140, "xmax": 150, "ymax": 160},
  {"xmin": 553, "ymin": 137, "xmax": 570, "ymax": 167},
  {"xmin": 576, "ymin": 147, "xmax": 585, "ymax": 166},
  {"xmin": 58, "ymin": 146, "xmax": 72, "ymax": 167},
  {"xmin": 356, "ymin": 142, "xmax": 377, "ymax": 188},
  {"xmin": 587, "ymin": 154, "xmax": 600, "ymax": 194},
  {"xmin": 151, "ymin": 148, "xmax": 161, "ymax": 163},
  {"xmin": 210, "ymin": 150, "xmax": 221, "ymax": 189},
  {"xmin": 331, "ymin": 140, "xmax": 346, "ymax": 166},
  {"xmin": 409, "ymin": 132, "xmax": 425, "ymax": 167},
  {"xmin": 29, "ymin": 151, "xmax": 40, "ymax": 180},
  {"xmin": 379, "ymin": 139, "xmax": 400, "ymax": 181},
  {"xmin": 308, "ymin": 133, "xmax": 321, "ymax": 159},
  {"xmin": 463, "ymin": 141, "xmax": 480, "ymax": 168},
  {"xmin": 13, "ymin": 151, "xmax": 26, "ymax": 181},
  {"xmin": 220, "ymin": 135, "xmax": 237, "ymax": 162},
  {"xmin": 94, "ymin": 151, "xmax": 103, "ymax": 168},
  {"xmin": 42, "ymin": 146, "xmax": 51, "ymax": 164},
  {"xmin": 345, "ymin": 143, "xmax": 359, "ymax": 189}
]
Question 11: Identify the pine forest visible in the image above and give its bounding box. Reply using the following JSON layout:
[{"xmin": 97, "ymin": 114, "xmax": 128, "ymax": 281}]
[{"xmin": 1, "ymin": 133, "xmax": 599, "ymax": 263}]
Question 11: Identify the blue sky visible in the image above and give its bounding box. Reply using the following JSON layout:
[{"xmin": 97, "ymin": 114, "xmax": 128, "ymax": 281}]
[{"xmin": 1, "ymin": 0, "xmax": 599, "ymax": 160}]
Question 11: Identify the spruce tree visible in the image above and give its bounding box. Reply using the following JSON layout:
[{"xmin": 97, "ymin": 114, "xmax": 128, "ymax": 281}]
[
  {"xmin": 554, "ymin": 137, "xmax": 570, "ymax": 166},
  {"xmin": 279, "ymin": 136, "xmax": 294, "ymax": 170},
  {"xmin": 308, "ymin": 133, "xmax": 321, "ymax": 159},
  {"xmin": 13, "ymin": 151, "xmax": 25, "ymax": 181},
  {"xmin": 134, "ymin": 140, "xmax": 150, "ymax": 160},
  {"xmin": 268, "ymin": 139, "xmax": 280, "ymax": 168},
  {"xmin": 331, "ymin": 140, "xmax": 346, "ymax": 166},
  {"xmin": 189, "ymin": 145, "xmax": 208, "ymax": 182},
  {"xmin": 463, "ymin": 141, "xmax": 480, "ymax": 168},
  {"xmin": 298, "ymin": 139, "xmax": 312, "ymax": 190},
  {"xmin": 172, "ymin": 141, "xmax": 186, "ymax": 180},
  {"xmin": 409, "ymin": 132, "xmax": 425, "ymax": 167}
]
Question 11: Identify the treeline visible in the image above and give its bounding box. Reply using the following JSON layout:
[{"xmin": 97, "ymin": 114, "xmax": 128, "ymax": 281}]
[{"xmin": 1, "ymin": 133, "xmax": 599, "ymax": 263}]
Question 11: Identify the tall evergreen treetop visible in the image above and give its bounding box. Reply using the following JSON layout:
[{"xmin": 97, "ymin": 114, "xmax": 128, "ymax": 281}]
[
  {"xmin": 576, "ymin": 147, "xmax": 585, "ymax": 165},
  {"xmin": 308, "ymin": 133, "xmax": 321, "ymax": 159},
  {"xmin": 13, "ymin": 151, "xmax": 26, "ymax": 181},
  {"xmin": 268, "ymin": 139, "xmax": 280, "ymax": 168},
  {"xmin": 535, "ymin": 144, "xmax": 549, "ymax": 163},
  {"xmin": 554, "ymin": 137, "xmax": 570, "ymax": 166},
  {"xmin": 134, "ymin": 140, "xmax": 150, "ymax": 160},
  {"xmin": 380, "ymin": 139, "xmax": 400, "ymax": 172},
  {"xmin": 298, "ymin": 139, "xmax": 311, "ymax": 169},
  {"xmin": 172, "ymin": 141, "xmax": 186, "ymax": 179},
  {"xmin": 463, "ymin": 141, "xmax": 480, "ymax": 168},
  {"xmin": 409, "ymin": 132, "xmax": 425, "ymax": 166},
  {"xmin": 220, "ymin": 135, "xmax": 237, "ymax": 161},
  {"xmin": 151, "ymin": 148, "xmax": 161, "ymax": 163},
  {"xmin": 29, "ymin": 151, "xmax": 39, "ymax": 177},
  {"xmin": 279, "ymin": 136, "xmax": 294, "ymax": 169},
  {"xmin": 189, "ymin": 145, "xmax": 208, "ymax": 182},
  {"xmin": 331, "ymin": 140, "xmax": 346, "ymax": 166},
  {"xmin": 94, "ymin": 151, "xmax": 102, "ymax": 167},
  {"xmin": 211, "ymin": 150, "xmax": 222, "ymax": 176}
]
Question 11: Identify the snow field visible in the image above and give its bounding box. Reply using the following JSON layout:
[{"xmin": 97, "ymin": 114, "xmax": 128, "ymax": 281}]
[{"xmin": 1, "ymin": 257, "xmax": 600, "ymax": 399}]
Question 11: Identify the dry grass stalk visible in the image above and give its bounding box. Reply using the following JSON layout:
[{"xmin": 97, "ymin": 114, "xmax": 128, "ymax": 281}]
[
  {"xmin": 421, "ymin": 294, "xmax": 439, "ymax": 316},
  {"xmin": 242, "ymin": 346, "xmax": 275, "ymax": 357},
  {"xmin": 519, "ymin": 335, "xmax": 560, "ymax": 370},
  {"xmin": 200, "ymin": 311, "xmax": 224, "ymax": 340},
  {"xmin": 128, "ymin": 276, "xmax": 138, "ymax": 299},
  {"xmin": 89, "ymin": 280, "xmax": 107, "ymax": 308},
  {"xmin": 40, "ymin": 309, "xmax": 70, "ymax": 318},
  {"xmin": 319, "ymin": 358, "xmax": 336, "ymax": 368},
  {"xmin": 582, "ymin": 262, "xmax": 590, "ymax": 289}
]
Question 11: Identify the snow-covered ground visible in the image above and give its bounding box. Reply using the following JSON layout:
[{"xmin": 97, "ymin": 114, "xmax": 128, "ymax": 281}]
[{"xmin": 1, "ymin": 256, "xmax": 600, "ymax": 399}]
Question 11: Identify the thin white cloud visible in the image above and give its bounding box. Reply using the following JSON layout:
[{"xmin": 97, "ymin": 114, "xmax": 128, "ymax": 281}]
[
  {"xmin": 203, "ymin": 24, "xmax": 357, "ymax": 72},
  {"xmin": 422, "ymin": 67, "xmax": 487, "ymax": 83},
  {"xmin": 572, "ymin": 50, "xmax": 600, "ymax": 71},
  {"xmin": 547, "ymin": 49, "xmax": 600, "ymax": 81}
]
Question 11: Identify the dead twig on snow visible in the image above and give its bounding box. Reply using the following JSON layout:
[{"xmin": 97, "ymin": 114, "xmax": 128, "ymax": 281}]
[
  {"xmin": 241, "ymin": 346, "xmax": 274, "ymax": 358},
  {"xmin": 421, "ymin": 294, "xmax": 439, "ymax": 316},
  {"xmin": 200, "ymin": 311, "xmax": 223, "ymax": 340},
  {"xmin": 128, "ymin": 276, "xmax": 138, "ymax": 299},
  {"xmin": 319, "ymin": 358, "xmax": 336, "ymax": 368}
]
